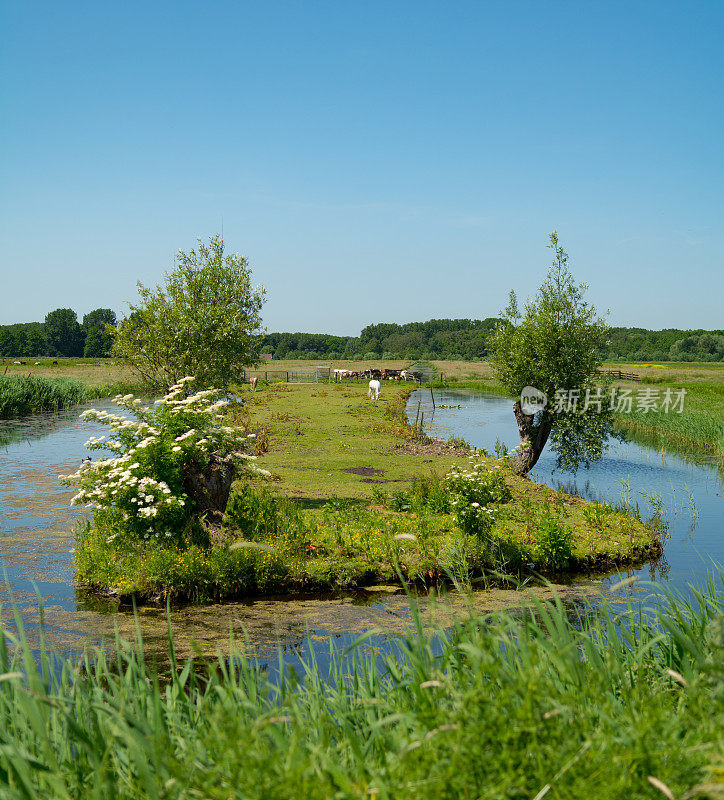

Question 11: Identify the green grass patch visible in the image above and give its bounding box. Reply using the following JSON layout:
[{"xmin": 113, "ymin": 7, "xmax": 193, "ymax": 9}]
[{"xmin": 1, "ymin": 570, "xmax": 723, "ymax": 798}]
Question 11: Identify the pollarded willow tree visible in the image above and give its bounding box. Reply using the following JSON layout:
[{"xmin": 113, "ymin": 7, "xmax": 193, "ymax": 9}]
[
  {"xmin": 490, "ymin": 232, "xmax": 614, "ymax": 476},
  {"xmin": 113, "ymin": 235, "xmax": 266, "ymax": 390}
]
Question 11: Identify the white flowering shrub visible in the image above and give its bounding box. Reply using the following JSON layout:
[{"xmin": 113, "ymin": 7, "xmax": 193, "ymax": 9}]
[
  {"xmin": 445, "ymin": 458, "xmax": 512, "ymax": 538},
  {"xmin": 60, "ymin": 377, "xmax": 268, "ymax": 543}
]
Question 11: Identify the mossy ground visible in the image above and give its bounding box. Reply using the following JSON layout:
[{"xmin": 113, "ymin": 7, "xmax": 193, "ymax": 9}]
[{"xmin": 76, "ymin": 382, "xmax": 661, "ymax": 602}]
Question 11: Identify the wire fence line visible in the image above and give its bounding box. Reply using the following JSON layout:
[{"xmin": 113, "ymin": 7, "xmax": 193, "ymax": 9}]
[
  {"xmin": 240, "ymin": 368, "xmax": 332, "ymax": 384},
  {"xmin": 240, "ymin": 362, "xmax": 441, "ymax": 385}
]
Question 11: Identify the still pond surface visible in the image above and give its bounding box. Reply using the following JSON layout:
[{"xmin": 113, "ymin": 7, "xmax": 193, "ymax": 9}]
[{"xmin": 0, "ymin": 391, "xmax": 721, "ymax": 666}]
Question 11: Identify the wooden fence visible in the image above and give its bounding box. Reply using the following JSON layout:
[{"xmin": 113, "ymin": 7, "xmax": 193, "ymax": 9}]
[{"xmin": 596, "ymin": 370, "xmax": 640, "ymax": 381}]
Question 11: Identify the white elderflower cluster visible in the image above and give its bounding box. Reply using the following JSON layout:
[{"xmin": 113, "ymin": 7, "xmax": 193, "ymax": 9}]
[
  {"xmin": 444, "ymin": 456, "xmax": 512, "ymax": 538},
  {"xmin": 60, "ymin": 377, "xmax": 266, "ymax": 542}
]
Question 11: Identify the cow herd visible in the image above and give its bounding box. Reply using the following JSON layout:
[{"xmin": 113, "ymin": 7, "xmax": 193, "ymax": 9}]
[
  {"xmin": 9, "ymin": 360, "xmax": 59, "ymax": 366},
  {"xmin": 333, "ymin": 368, "xmax": 422, "ymax": 382}
]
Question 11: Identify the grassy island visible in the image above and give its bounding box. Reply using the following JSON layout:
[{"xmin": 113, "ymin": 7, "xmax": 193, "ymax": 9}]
[{"xmin": 75, "ymin": 382, "xmax": 662, "ymax": 602}]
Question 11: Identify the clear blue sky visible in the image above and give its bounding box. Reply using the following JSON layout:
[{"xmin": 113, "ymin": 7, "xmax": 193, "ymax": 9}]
[{"xmin": 1, "ymin": 1, "xmax": 722, "ymax": 334}]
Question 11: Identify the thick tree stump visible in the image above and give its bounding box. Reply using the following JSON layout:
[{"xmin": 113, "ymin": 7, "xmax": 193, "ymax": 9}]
[
  {"xmin": 182, "ymin": 454, "xmax": 235, "ymax": 515},
  {"xmin": 512, "ymin": 401, "xmax": 553, "ymax": 476}
]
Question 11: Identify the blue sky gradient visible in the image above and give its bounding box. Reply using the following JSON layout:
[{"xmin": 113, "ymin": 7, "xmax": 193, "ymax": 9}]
[{"xmin": 1, "ymin": 1, "xmax": 722, "ymax": 333}]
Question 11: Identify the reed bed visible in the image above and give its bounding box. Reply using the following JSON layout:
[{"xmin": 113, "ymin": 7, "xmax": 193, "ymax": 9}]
[
  {"xmin": 0, "ymin": 375, "xmax": 148, "ymax": 419},
  {"xmin": 617, "ymin": 408, "xmax": 724, "ymax": 462},
  {"xmin": 615, "ymin": 382, "xmax": 724, "ymax": 463},
  {"xmin": 0, "ymin": 375, "xmax": 92, "ymax": 418},
  {"xmin": 0, "ymin": 572, "xmax": 722, "ymax": 798}
]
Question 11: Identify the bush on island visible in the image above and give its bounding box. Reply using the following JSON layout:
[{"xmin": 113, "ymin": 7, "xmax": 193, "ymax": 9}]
[{"xmin": 60, "ymin": 377, "xmax": 268, "ymax": 545}]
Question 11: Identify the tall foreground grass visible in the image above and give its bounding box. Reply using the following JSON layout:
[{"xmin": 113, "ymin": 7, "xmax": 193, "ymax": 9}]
[
  {"xmin": 1, "ymin": 574, "xmax": 723, "ymax": 798},
  {"xmin": 0, "ymin": 375, "xmax": 91, "ymax": 418}
]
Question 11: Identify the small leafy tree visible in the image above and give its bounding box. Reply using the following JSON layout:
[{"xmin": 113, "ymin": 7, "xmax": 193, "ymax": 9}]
[
  {"xmin": 490, "ymin": 232, "xmax": 612, "ymax": 475},
  {"xmin": 112, "ymin": 235, "xmax": 266, "ymax": 390}
]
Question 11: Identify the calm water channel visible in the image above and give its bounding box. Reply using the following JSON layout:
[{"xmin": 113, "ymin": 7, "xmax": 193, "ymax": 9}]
[
  {"xmin": 408, "ymin": 389, "xmax": 723, "ymax": 594},
  {"xmin": 0, "ymin": 391, "xmax": 721, "ymax": 666}
]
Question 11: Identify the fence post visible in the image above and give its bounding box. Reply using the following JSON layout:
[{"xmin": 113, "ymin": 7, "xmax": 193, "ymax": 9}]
[{"xmin": 287, "ymin": 371, "xmax": 289, "ymax": 382}]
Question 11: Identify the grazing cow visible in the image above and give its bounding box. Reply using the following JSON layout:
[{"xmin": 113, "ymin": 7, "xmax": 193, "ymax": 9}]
[
  {"xmin": 34, "ymin": 362, "xmax": 41, "ymax": 365},
  {"xmin": 13, "ymin": 361, "xmax": 21, "ymax": 365},
  {"xmin": 249, "ymin": 376, "xmax": 258, "ymax": 393},
  {"xmin": 52, "ymin": 360, "xmax": 58, "ymax": 365},
  {"xmin": 368, "ymin": 379, "xmax": 381, "ymax": 400}
]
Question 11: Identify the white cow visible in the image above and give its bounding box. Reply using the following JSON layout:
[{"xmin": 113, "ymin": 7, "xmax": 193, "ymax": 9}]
[{"xmin": 367, "ymin": 379, "xmax": 381, "ymax": 400}]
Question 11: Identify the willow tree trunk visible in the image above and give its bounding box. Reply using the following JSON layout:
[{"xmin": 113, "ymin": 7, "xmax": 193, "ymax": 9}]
[
  {"xmin": 512, "ymin": 402, "xmax": 553, "ymax": 476},
  {"xmin": 182, "ymin": 454, "xmax": 235, "ymax": 517}
]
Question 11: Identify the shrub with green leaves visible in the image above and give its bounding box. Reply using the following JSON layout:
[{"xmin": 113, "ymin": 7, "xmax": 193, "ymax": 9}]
[
  {"xmin": 445, "ymin": 458, "xmax": 512, "ymax": 537},
  {"xmin": 224, "ymin": 484, "xmax": 307, "ymax": 552},
  {"xmin": 534, "ymin": 502, "xmax": 573, "ymax": 568},
  {"xmin": 583, "ymin": 500, "xmax": 613, "ymax": 530},
  {"xmin": 60, "ymin": 377, "xmax": 267, "ymax": 544}
]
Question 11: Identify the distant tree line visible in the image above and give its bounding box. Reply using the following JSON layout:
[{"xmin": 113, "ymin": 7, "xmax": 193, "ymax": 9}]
[
  {"xmin": 2, "ymin": 309, "xmax": 723, "ymax": 363},
  {"xmin": 606, "ymin": 327, "xmax": 724, "ymax": 362},
  {"xmin": 259, "ymin": 318, "xmax": 502, "ymax": 361},
  {"xmin": 259, "ymin": 320, "xmax": 724, "ymax": 362},
  {"xmin": 0, "ymin": 308, "xmax": 116, "ymax": 358}
]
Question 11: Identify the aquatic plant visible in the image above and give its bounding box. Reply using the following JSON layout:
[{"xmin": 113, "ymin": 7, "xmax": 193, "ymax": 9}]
[{"xmin": 0, "ymin": 375, "xmax": 91, "ymax": 418}]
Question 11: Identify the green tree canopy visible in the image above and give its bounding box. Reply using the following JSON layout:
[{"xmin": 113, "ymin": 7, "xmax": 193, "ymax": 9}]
[
  {"xmin": 490, "ymin": 232, "xmax": 612, "ymax": 475},
  {"xmin": 112, "ymin": 235, "xmax": 266, "ymax": 390},
  {"xmin": 45, "ymin": 309, "xmax": 84, "ymax": 357},
  {"xmin": 83, "ymin": 308, "xmax": 116, "ymax": 357}
]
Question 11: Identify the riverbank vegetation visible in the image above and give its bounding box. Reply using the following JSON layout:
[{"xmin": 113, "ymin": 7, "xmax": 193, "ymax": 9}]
[
  {"xmin": 1, "ymin": 569, "xmax": 722, "ymax": 798},
  {"xmin": 0, "ymin": 371, "xmax": 146, "ymax": 418},
  {"xmin": 0, "ymin": 375, "xmax": 93, "ymax": 418},
  {"xmin": 611, "ymin": 366, "xmax": 724, "ymax": 463},
  {"xmin": 73, "ymin": 382, "xmax": 661, "ymax": 602}
]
